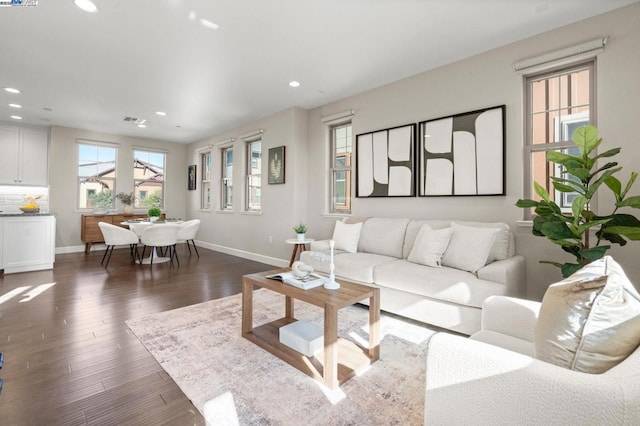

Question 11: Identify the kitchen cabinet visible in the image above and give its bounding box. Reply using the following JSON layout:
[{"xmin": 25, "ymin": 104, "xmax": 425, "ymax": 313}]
[
  {"xmin": 81, "ymin": 213, "xmax": 165, "ymax": 253},
  {"xmin": 1, "ymin": 215, "xmax": 56, "ymax": 274},
  {"xmin": 0, "ymin": 124, "xmax": 49, "ymax": 186}
]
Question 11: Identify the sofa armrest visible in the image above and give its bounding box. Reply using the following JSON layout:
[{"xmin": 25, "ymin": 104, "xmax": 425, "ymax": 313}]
[
  {"xmin": 309, "ymin": 240, "xmax": 331, "ymax": 251},
  {"xmin": 425, "ymin": 333, "xmax": 637, "ymax": 425},
  {"xmin": 479, "ymin": 295, "xmax": 540, "ymax": 343},
  {"xmin": 476, "ymin": 255, "xmax": 525, "ymax": 297}
]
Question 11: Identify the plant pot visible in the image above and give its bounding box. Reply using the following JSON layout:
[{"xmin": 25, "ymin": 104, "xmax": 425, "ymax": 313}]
[
  {"xmin": 149, "ymin": 216, "xmax": 159, "ymax": 222},
  {"xmin": 123, "ymin": 205, "xmax": 133, "ymax": 215},
  {"xmin": 296, "ymin": 233, "xmax": 306, "ymax": 242}
]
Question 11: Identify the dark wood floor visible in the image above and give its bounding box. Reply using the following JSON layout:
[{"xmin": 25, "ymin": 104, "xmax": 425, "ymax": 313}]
[{"xmin": 0, "ymin": 246, "xmax": 273, "ymax": 425}]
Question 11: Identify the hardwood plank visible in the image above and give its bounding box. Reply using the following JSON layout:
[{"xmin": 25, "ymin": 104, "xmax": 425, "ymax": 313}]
[{"xmin": 0, "ymin": 247, "xmax": 272, "ymax": 425}]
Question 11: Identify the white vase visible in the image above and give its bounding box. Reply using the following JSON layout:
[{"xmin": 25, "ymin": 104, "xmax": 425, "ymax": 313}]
[
  {"xmin": 149, "ymin": 216, "xmax": 158, "ymax": 222},
  {"xmin": 123, "ymin": 205, "xmax": 133, "ymax": 215},
  {"xmin": 296, "ymin": 233, "xmax": 306, "ymax": 242}
]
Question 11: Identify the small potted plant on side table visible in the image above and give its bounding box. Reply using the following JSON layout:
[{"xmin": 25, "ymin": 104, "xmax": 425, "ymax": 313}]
[
  {"xmin": 293, "ymin": 223, "xmax": 308, "ymax": 242},
  {"xmin": 116, "ymin": 192, "xmax": 135, "ymax": 214},
  {"xmin": 148, "ymin": 207, "xmax": 162, "ymax": 222}
]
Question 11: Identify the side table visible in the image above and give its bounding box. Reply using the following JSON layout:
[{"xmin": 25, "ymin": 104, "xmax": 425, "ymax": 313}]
[{"xmin": 285, "ymin": 238, "xmax": 315, "ymax": 267}]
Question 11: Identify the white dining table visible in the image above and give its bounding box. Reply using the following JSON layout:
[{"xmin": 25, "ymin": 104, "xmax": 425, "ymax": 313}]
[{"xmin": 121, "ymin": 220, "xmax": 183, "ymax": 264}]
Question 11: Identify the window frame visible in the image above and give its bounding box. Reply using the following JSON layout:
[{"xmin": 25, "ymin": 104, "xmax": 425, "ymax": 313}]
[
  {"xmin": 523, "ymin": 60, "xmax": 596, "ymax": 219},
  {"xmin": 77, "ymin": 140, "xmax": 118, "ymax": 210},
  {"xmin": 133, "ymin": 148, "xmax": 166, "ymax": 209},
  {"xmin": 200, "ymin": 149, "xmax": 212, "ymax": 210},
  {"xmin": 221, "ymin": 145, "xmax": 234, "ymax": 211},
  {"xmin": 329, "ymin": 121, "xmax": 353, "ymax": 214},
  {"xmin": 245, "ymin": 138, "xmax": 262, "ymax": 212}
]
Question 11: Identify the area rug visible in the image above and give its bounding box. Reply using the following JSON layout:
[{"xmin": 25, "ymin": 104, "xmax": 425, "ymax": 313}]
[{"xmin": 126, "ymin": 289, "xmax": 437, "ymax": 425}]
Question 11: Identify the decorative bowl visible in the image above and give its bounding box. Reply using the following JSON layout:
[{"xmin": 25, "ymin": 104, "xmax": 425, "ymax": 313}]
[{"xmin": 20, "ymin": 207, "xmax": 40, "ymax": 213}]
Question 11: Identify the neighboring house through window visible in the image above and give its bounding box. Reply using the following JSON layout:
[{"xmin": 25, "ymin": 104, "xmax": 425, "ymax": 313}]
[
  {"xmin": 77, "ymin": 141, "xmax": 117, "ymax": 209},
  {"xmin": 133, "ymin": 149, "xmax": 166, "ymax": 209}
]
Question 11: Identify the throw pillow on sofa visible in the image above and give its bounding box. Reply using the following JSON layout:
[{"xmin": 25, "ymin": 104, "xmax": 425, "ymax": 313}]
[
  {"xmin": 442, "ymin": 224, "xmax": 499, "ymax": 273},
  {"xmin": 535, "ymin": 256, "xmax": 640, "ymax": 374},
  {"xmin": 331, "ymin": 220, "xmax": 363, "ymax": 253},
  {"xmin": 407, "ymin": 225, "xmax": 452, "ymax": 267}
]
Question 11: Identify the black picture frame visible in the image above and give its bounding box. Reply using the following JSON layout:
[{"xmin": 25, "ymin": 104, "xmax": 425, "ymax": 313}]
[
  {"xmin": 268, "ymin": 146, "xmax": 285, "ymax": 184},
  {"xmin": 417, "ymin": 105, "xmax": 506, "ymax": 197},
  {"xmin": 355, "ymin": 123, "xmax": 416, "ymax": 197},
  {"xmin": 188, "ymin": 164, "xmax": 196, "ymax": 191}
]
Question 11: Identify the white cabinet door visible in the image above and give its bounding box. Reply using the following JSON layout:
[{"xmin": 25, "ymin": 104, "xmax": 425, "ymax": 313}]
[
  {"xmin": 0, "ymin": 125, "xmax": 48, "ymax": 185},
  {"xmin": 20, "ymin": 128, "xmax": 49, "ymax": 186},
  {"xmin": 2, "ymin": 216, "xmax": 55, "ymax": 274},
  {"xmin": 0, "ymin": 125, "xmax": 20, "ymax": 184}
]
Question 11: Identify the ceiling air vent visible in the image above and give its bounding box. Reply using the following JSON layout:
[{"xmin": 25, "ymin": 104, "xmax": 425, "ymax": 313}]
[{"xmin": 123, "ymin": 116, "xmax": 138, "ymax": 122}]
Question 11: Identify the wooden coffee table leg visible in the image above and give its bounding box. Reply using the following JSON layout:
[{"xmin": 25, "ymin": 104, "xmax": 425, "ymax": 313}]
[
  {"xmin": 285, "ymin": 295, "xmax": 294, "ymax": 320},
  {"xmin": 324, "ymin": 305, "xmax": 338, "ymax": 389},
  {"xmin": 241, "ymin": 279, "xmax": 253, "ymax": 336},
  {"xmin": 369, "ymin": 288, "xmax": 381, "ymax": 361}
]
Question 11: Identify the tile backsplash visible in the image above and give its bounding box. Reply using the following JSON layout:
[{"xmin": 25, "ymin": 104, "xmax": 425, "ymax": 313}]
[{"xmin": 0, "ymin": 186, "xmax": 49, "ymax": 213}]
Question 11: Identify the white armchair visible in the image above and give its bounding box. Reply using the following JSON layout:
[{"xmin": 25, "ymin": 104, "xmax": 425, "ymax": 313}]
[{"xmin": 424, "ymin": 295, "xmax": 640, "ymax": 425}]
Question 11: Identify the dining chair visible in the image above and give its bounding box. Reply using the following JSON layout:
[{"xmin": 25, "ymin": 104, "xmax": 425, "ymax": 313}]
[
  {"xmin": 177, "ymin": 219, "xmax": 201, "ymax": 257},
  {"xmin": 139, "ymin": 224, "xmax": 181, "ymax": 265},
  {"xmin": 97, "ymin": 222, "xmax": 140, "ymax": 267}
]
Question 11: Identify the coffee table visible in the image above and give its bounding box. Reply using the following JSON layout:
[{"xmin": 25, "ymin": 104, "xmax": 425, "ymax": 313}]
[{"xmin": 242, "ymin": 269, "xmax": 380, "ymax": 389}]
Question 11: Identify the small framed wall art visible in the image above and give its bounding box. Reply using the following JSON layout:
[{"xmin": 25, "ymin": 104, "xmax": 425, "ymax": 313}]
[
  {"xmin": 188, "ymin": 164, "xmax": 196, "ymax": 190},
  {"xmin": 268, "ymin": 146, "xmax": 285, "ymax": 184},
  {"xmin": 417, "ymin": 105, "xmax": 505, "ymax": 197},
  {"xmin": 356, "ymin": 123, "xmax": 416, "ymax": 197}
]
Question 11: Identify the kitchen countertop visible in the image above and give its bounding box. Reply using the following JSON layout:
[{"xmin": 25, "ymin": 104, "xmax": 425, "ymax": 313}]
[{"xmin": 0, "ymin": 212, "xmax": 56, "ymax": 217}]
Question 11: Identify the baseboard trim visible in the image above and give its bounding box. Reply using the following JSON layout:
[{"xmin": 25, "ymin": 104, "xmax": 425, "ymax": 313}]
[{"xmin": 56, "ymin": 241, "xmax": 288, "ymax": 268}]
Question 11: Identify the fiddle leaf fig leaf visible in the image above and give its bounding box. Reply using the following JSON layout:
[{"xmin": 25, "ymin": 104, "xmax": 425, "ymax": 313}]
[
  {"xmin": 621, "ymin": 172, "xmax": 638, "ymax": 199},
  {"xmin": 561, "ymin": 263, "xmax": 584, "ymax": 278},
  {"xmin": 515, "ymin": 199, "xmax": 539, "ymax": 208},
  {"xmin": 586, "ymin": 167, "xmax": 622, "ymax": 198},
  {"xmin": 573, "ymin": 125, "xmax": 600, "ymax": 155},
  {"xmin": 617, "ymin": 195, "xmax": 640, "ymax": 209},
  {"xmin": 594, "ymin": 148, "xmax": 621, "ymax": 160},
  {"xmin": 605, "ymin": 176, "xmax": 622, "ymax": 200},
  {"xmin": 547, "ymin": 151, "xmax": 576, "ymax": 165},
  {"xmin": 534, "ymin": 181, "xmax": 550, "ymax": 202},
  {"xmin": 564, "ymin": 167, "xmax": 591, "ymax": 182},
  {"xmin": 572, "ymin": 196, "xmax": 588, "ymax": 222},
  {"xmin": 605, "ymin": 226, "xmax": 640, "ymax": 240},
  {"xmin": 579, "ymin": 245, "xmax": 611, "ymax": 261}
]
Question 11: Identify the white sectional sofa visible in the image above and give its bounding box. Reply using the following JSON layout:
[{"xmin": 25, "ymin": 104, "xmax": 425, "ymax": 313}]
[{"xmin": 300, "ymin": 217, "xmax": 525, "ymax": 335}]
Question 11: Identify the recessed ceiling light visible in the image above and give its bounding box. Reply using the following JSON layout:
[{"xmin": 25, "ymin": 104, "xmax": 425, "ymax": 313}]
[
  {"xmin": 155, "ymin": 111, "xmax": 167, "ymax": 116},
  {"xmin": 200, "ymin": 19, "xmax": 219, "ymax": 30},
  {"xmin": 289, "ymin": 81, "xmax": 300, "ymax": 88},
  {"xmin": 137, "ymin": 124, "xmax": 147, "ymax": 128},
  {"xmin": 4, "ymin": 87, "xmax": 20, "ymax": 94},
  {"xmin": 11, "ymin": 115, "xmax": 22, "ymax": 120},
  {"xmin": 9, "ymin": 104, "xmax": 21, "ymax": 108},
  {"xmin": 74, "ymin": 0, "xmax": 98, "ymax": 13}
]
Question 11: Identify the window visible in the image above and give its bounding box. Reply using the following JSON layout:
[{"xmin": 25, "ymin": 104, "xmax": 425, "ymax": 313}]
[
  {"xmin": 77, "ymin": 142, "xmax": 117, "ymax": 209},
  {"xmin": 330, "ymin": 122, "xmax": 353, "ymax": 213},
  {"xmin": 133, "ymin": 149, "xmax": 165, "ymax": 209},
  {"xmin": 221, "ymin": 146, "xmax": 233, "ymax": 210},
  {"xmin": 201, "ymin": 150, "xmax": 212, "ymax": 209},
  {"xmin": 246, "ymin": 139, "xmax": 261, "ymax": 211},
  {"xmin": 524, "ymin": 61, "xmax": 594, "ymax": 217}
]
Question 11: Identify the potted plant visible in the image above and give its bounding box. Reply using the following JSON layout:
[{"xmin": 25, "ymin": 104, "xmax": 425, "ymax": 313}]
[
  {"xmin": 116, "ymin": 192, "xmax": 135, "ymax": 214},
  {"xmin": 148, "ymin": 207, "xmax": 162, "ymax": 222},
  {"xmin": 516, "ymin": 125, "xmax": 640, "ymax": 277},
  {"xmin": 293, "ymin": 223, "xmax": 308, "ymax": 242}
]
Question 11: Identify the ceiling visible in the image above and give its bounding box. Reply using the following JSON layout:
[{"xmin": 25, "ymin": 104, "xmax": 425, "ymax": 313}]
[{"xmin": 1, "ymin": 0, "xmax": 638, "ymax": 144}]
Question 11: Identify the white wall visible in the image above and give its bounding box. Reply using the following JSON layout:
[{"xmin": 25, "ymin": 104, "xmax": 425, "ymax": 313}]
[
  {"xmin": 50, "ymin": 125, "xmax": 188, "ymax": 251},
  {"xmin": 187, "ymin": 3, "xmax": 640, "ymax": 300},
  {"xmin": 185, "ymin": 107, "xmax": 308, "ymax": 265}
]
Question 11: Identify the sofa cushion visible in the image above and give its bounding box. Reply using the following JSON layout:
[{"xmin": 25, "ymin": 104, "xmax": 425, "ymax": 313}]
[
  {"xmin": 535, "ymin": 256, "xmax": 640, "ymax": 374},
  {"xmin": 442, "ymin": 224, "xmax": 500, "ymax": 272},
  {"xmin": 373, "ymin": 259, "xmax": 507, "ymax": 308},
  {"xmin": 454, "ymin": 221, "xmax": 511, "ymax": 262},
  {"xmin": 357, "ymin": 217, "xmax": 409, "ymax": 258},
  {"xmin": 407, "ymin": 225, "xmax": 452, "ymax": 267},
  {"xmin": 300, "ymin": 251, "xmax": 397, "ymax": 284},
  {"xmin": 331, "ymin": 220, "xmax": 362, "ymax": 253},
  {"xmin": 403, "ymin": 220, "xmax": 452, "ymax": 259}
]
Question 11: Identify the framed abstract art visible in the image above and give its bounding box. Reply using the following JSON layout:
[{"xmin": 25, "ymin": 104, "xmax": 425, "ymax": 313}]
[
  {"xmin": 356, "ymin": 123, "xmax": 416, "ymax": 197},
  {"xmin": 417, "ymin": 105, "xmax": 505, "ymax": 196}
]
